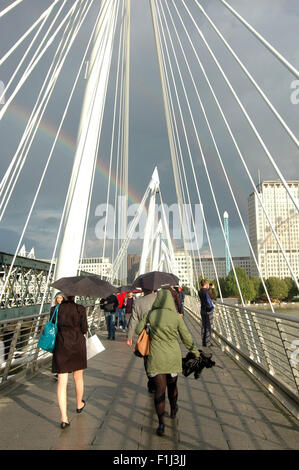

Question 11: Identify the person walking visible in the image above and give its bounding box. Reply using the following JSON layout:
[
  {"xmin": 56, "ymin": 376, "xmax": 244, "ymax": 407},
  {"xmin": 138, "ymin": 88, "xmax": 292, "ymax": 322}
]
[
  {"xmin": 50, "ymin": 295, "xmax": 88, "ymax": 428},
  {"xmin": 101, "ymin": 294, "xmax": 118, "ymax": 340},
  {"xmin": 127, "ymin": 289, "xmax": 157, "ymax": 393},
  {"xmin": 198, "ymin": 279, "xmax": 216, "ymax": 348},
  {"xmin": 123, "ymin": 291, "xmax": 134, "ymax": 330},
  {"xmin": 177, "ymin": 286, "xmax": 185, "ymax": 316},
  {"xmin": 52, "ymin": 292, "xmax": 65, "ymax": 381},
  {"xmin": 116, "ymin": 291, "xmax": 127, "ymax": 330},
  {"xmin": 135, "ymin": 289, "xmax": 199, "ymax": 436}
]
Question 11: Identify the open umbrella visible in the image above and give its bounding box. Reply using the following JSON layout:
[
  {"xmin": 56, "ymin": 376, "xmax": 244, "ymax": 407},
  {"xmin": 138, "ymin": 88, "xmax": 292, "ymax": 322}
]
[
  {"xmin": 132, "ymin": 271, "xmax": 179, "ymax": 291},
  {"xmin": 51, "ymin": 275, "xmax": 118, "ymax": 298}
]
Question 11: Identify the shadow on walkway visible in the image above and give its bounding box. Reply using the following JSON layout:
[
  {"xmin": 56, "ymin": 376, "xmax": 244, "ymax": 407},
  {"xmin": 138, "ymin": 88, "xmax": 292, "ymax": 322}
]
[{"xmin": 0, "ymin": 314, "xmax": 299, "ymax": 450}]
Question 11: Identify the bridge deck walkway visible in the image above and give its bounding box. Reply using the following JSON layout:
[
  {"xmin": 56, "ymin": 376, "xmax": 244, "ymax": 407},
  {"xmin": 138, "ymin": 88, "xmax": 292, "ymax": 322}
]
[{"xmin": 0, "ymin": 313, "xmax": 299, "ymax": 450}]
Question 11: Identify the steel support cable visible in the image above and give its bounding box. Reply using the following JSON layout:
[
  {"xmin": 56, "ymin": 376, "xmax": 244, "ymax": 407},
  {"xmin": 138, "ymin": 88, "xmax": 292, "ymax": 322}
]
[
  {"xmin": 0, "ymin": 1, "xmax": 60, "ymax": 66},
  {"xmin": 113, "ymin": 11, "xmax": 128, "ymax": 272},
  {"xmin": 159, "ymin": 0, "xmax": 236, "ymax": 300},
  {"xmin": 158, "ymin": 0, "xmax": 244, "ymax": 304},
  {"xmin": 102, "ymin": 2, "xmax": 125, "ymax": 263},
  {"xmin": 163, "ymin": 0, "xmax": 274, "ymax": 312},
  {"xmin": 0, "ymin": 0, "xmax": 70, "ymax": 198},
  {"xmin": 38, "ymin": 0, "xmax": 115, "ymax": 310},
  {"xmin": 80, "ymin": 0, "xmax": 122, "ymax": 276},
  {"xmin": 184, "ymin": 0, "xmax": 299, "ymax": 214},
  {"xmin": 0, "ymin": 0, "xmax": 101, "ymax": 304},
  {"xmin": 0, "ymin": 0, "xmax": 91, "ymax": 221},
  {"xmin": 0, "ymin": 0, "xmax": 62, "ymax": 104},
  {"xmin": 218, "ymin": 0, "xmax": 299, "ymax": 79},
  {"xmin": 0, "ymin": 0, "xmax": 82, "ymax": 207},
  {"xmin": 194, "ymin": 1, "xmax": 299, "ymax": 148},
  {"xmin": 150, "ymin": 0, "xmax": 192, "ymax": 266},
  {"xmin": 0, "ymin": 0, "xmax": 82, "ymax": 120},
  {"xmin": 155, "ymin": 1, "xmax": 203, "ymax": 285},
  {"xmin": 171, "ymin": 0, "xmax": 299, "ymax": 292},
  {"xmin": 0, "ymin": 0, "xmax": 25, "ymax": 18},
  {"xmin": 155, "ymin": 0, "xmax": 224, "ymax": 300}
]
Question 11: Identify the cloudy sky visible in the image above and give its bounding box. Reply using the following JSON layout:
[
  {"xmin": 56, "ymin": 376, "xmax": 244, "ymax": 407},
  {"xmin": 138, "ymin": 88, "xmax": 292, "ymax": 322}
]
[{"xmin": 0, "ymin": 0, "xmax": 298, "ymax": 263}]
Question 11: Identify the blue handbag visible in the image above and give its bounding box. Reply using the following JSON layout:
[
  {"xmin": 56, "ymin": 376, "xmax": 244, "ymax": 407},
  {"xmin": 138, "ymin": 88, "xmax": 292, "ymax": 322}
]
[{"xmin": 38, "ymin": 304, "xmax": 59, "ymax": 353}]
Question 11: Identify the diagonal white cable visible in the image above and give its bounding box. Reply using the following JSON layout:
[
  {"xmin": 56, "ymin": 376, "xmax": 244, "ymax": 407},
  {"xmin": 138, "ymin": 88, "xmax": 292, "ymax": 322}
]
[
  {"xmin": 155, "ymin": 0, "xmax": 224, "ymax": 299},
  {"xmin": 0, "ymin": 0, "xmax": 62, "ymax": 103},
  {"xmin": 163, "ymin": 0, "xmax": 274, "ymax": 310},
  {"xmin": 0, "ymin": 0, "xmax": 81, "ymax": 209},
  {"xmin": 0, "ymin": 0, "xmax": 82, "ymax": 120},
  {"xmin": 80, "ymin": 0, "xmax": 122, "ymax": 276},
  {"xmin": 102, "ymin": 2, "xmax": 125, "ymax": 263},
  {"xmin": 35, "ymin": 1, "xmax": 115, "ymax": 310},
  {"xmin": 0, "ymin": 0, "xmax": 61, "ymax": 66},
  {"xmin": 219, "ymin": 0, "xmax": 299, "ymax": 79},
  {"xmin": 0, "ymin": 0, "xmax": 69, "ymax": 195},
  {"xmin": 0, "ymin": 1, "xmax": 91, "ymax": 221},
  {"xmin": 0, "ymin": 0, "xmax": 25, "ymax": 18},
  {"xmin": 195, "ymin": 0, "xmax": 298, "ymax": 148},
  {"xmin": 172, "ymin": 0, "xmax": 299, "ymax": 291},
  {"xmin": 183, "ymin": 0, "xmax": 299, "ymax": 214},
  {"xmin": 155, "ymin": 2, "xmax": 203, "ymax": 284},
  {"xmin": 158, "ymin": 0, "xmax": 244, "ymax": 304},
  {"xmin": 0, "ymin": 0, "xmax": 104, "ymax": 306}
]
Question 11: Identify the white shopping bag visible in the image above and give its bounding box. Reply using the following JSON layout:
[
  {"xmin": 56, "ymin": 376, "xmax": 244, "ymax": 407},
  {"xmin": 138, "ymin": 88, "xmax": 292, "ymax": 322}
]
[{"xmin": 86, "ymin": 333, "xmax": 105, "ymax": 360}]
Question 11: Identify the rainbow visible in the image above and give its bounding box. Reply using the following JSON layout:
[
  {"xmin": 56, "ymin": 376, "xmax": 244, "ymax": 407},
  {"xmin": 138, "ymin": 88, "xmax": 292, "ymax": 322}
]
[{"xmin": 6, "ymin": 101, "xmax": 142, "ymax": 206}]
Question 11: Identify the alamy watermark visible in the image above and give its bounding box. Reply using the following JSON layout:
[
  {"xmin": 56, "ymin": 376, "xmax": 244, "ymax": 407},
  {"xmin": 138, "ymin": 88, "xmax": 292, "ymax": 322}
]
[
  {"xmin": 290, "ymin": 80, "xmax": 299, "ymax": 105},
  {"xmin": 94, "ymin": 198, "xmax": 204, "ymax": 251}
]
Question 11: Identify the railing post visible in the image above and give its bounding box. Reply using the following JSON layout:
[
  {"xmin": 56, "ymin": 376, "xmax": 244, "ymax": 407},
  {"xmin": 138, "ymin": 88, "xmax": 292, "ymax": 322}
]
[
  {"xmin": 276, "ymin": 319, "xmax": 299, "ymax": 394},
  {"xmin": 2, "ymin": 320, "xmax": 22, "ymax": 383},
  {"xmin": 251, "ymin": 312, "xmax": 274, "ymax": 373}
]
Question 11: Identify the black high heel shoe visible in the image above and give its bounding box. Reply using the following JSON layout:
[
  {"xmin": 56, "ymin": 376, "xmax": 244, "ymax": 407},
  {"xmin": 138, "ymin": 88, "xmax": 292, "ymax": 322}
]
[
  {"xmin": 76, "ymin": 399, "xmax": 86, "ymax": 413},
  {"xmin": 61, "ymin": 422, "xmax": 70, "ymax": 429},
  {"xmin": 156, "ymin": 423, "xmax": 165, "ymax": 436}
]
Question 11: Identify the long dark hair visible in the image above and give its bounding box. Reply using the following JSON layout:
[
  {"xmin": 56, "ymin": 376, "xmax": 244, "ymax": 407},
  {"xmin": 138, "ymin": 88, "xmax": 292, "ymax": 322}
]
[{"xmin": 163, "ymin": 286, "xmax": 181, "ymax": 314}]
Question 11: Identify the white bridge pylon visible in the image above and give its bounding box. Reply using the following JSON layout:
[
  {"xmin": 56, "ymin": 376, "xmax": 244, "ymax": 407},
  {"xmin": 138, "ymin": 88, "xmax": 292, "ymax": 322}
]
[{"xmin": 109, "ymin": 167, "xmax": 178, "ymax": 283}]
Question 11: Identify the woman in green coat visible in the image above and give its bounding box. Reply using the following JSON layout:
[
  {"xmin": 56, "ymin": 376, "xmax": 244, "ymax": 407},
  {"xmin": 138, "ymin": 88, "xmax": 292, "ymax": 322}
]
[{"xmin": 135, "ymin": 289, "xmax": 199, "ymax": 436}]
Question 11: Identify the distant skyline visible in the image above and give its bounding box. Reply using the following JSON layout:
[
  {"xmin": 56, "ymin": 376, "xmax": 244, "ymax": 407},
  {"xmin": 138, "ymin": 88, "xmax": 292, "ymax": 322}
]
[{"xmin": 0, "ymin": 0, "xmax": 298, "ymax": 262}]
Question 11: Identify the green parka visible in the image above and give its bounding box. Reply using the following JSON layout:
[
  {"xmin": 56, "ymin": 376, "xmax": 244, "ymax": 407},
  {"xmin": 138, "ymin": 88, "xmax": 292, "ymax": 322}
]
[{"xmin": 135, "ymin": 289, "xmax": 199, "ymax": 375}]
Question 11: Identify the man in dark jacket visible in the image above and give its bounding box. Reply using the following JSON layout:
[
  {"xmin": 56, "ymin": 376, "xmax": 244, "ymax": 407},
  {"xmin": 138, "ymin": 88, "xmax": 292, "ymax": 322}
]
[
  {"xmin": 101, "ymin": 294, "xmax": 118, "ymax": 340},
  {"xmin": 198, "ymin": 279, "xmax": 216, "ymax": 347}
]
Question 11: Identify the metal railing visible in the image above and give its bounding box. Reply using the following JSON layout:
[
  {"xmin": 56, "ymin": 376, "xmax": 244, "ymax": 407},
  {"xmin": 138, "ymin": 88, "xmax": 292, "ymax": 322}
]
[
  {"xmin": 0, "ymin": 302, "xmax": 105, "ymax": 389},
  {"xmin": 185, "ymin": 296, "xmax": 299, "ymax": 416}
]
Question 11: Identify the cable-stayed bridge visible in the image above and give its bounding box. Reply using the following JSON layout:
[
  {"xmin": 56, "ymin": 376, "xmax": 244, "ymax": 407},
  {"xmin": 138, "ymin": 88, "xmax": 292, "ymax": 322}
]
[{"xmin": 0, "ymin": 0, "xmax": 299, "ymax": 450}]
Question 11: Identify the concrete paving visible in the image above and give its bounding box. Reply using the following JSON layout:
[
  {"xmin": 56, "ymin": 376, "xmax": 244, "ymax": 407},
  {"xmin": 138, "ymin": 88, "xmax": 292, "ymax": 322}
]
[{"xmin": 0, "ymin": 313, "xmax": 299, "ymax": 450}]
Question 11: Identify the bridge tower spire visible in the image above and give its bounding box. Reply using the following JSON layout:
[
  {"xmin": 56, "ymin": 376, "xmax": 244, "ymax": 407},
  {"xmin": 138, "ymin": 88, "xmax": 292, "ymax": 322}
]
[{"xmin": 54, "ymin": 1, "xmax": 119, "ymax": 282}]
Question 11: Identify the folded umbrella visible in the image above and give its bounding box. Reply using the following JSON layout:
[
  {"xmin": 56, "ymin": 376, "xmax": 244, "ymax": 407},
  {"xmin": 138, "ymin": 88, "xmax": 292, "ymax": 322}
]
[
  {"xmin": 51, "ymin": 275, "xmax": 118, "ymax": 298},
  {"xmin": 182, "ymin": 350, "xmax": 216, "ymax": 379},
  {"xmin": 132, "ymin": 271, "xmax": 179, "ymax": 291}
]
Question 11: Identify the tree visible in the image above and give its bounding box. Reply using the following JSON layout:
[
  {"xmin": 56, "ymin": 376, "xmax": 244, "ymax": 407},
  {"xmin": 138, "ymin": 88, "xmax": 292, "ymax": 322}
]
[
  {"xmin": 282, "ymin": 277, "xmax": 299, "ymax": 300},
  {"xmin": 250, "ymin": 277, "xmax": 264, "ymax": 299},
  {"xmin": 224, "ymin": 267, "xmax": 256, "ymax": 302},
  {"xmin": 265, "ymin": 277, "xmax": 289, "ymax": 301}
]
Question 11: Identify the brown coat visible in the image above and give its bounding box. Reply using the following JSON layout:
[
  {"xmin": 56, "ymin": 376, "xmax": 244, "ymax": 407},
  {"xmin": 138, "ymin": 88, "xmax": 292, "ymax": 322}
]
[{"xmin": 51, "ymin": 300, "xmax": 88, "ymax": 374}]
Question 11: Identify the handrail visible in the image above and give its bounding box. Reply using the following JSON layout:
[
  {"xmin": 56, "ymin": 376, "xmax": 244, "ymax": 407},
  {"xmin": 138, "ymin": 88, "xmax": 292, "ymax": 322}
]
[
  {"xmin": 214, "ymin": 300, "xmax": 299, "ymax": 323},
  {"xmin": 0, "ymin": 302, "xmax": 104, "ymax": 389},
  {"xmin": 185, "ymin": 295, "xmax": 299, "ymax": 419}
]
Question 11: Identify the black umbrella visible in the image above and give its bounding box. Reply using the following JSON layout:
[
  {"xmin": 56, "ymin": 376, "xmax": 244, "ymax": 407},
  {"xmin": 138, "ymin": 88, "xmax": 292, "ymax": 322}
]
[
  {"xmin": 51, "ymin": 275, "xmax": 118, "ymax": 298},
  {"xmin": 132, "ymin": 271, "xmax": 179, "ymax": 291}
]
